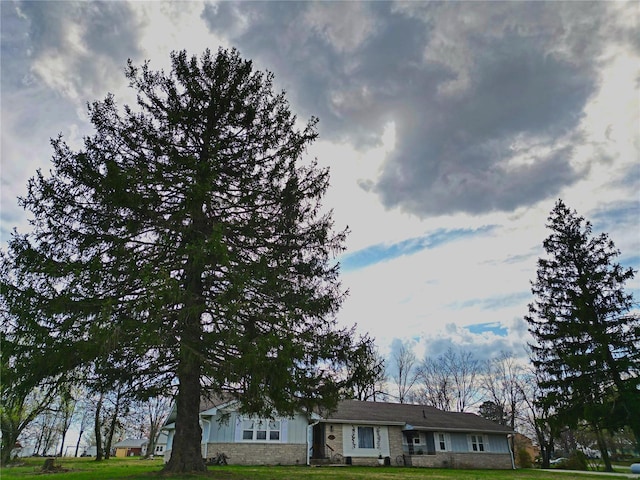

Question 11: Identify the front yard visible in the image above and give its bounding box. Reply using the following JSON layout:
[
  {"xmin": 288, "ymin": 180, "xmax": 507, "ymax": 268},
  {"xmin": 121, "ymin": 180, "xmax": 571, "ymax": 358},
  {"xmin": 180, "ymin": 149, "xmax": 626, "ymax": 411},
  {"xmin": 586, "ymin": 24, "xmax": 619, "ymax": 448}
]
[{"xmin": 1, "ymin": 457, "xmax": 637, "ymax": 480}]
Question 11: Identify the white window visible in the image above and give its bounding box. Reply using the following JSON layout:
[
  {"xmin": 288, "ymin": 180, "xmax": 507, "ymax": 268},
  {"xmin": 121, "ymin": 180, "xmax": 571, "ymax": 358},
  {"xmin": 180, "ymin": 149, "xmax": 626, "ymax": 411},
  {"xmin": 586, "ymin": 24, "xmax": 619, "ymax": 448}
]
[
  {"xmin": 357, "ymin": 426, "xmax": 375, "ymax": 449},
  {"xmin": 436, "ymin": 432, "xmax": 447, "ymax": 451},
  {"xmin": 242, "ymin": 419, "xmax": 281, "ymax": 442},
  {"xmin": 469, "ymin": 434, "xmax": 486, "ymax": 452},
  {"xmin": 155, "ymin": 445, "xmax": 163, "ymax": 453}
]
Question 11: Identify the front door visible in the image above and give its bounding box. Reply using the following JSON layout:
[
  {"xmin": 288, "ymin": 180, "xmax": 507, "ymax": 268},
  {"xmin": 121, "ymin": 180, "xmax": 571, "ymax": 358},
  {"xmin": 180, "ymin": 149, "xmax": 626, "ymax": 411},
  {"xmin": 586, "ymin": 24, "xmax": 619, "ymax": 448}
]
[{"xmin": 312, "ymin": 423, "xmax": 326, "ymax": 459}]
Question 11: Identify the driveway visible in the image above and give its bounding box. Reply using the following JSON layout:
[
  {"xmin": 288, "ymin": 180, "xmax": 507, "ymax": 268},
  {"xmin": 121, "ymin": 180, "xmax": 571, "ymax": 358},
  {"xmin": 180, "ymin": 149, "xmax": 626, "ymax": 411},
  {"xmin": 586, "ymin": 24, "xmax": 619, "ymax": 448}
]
[{"xmin": 542, "ymin": 467, "xmax": 639, "ymax": 479}]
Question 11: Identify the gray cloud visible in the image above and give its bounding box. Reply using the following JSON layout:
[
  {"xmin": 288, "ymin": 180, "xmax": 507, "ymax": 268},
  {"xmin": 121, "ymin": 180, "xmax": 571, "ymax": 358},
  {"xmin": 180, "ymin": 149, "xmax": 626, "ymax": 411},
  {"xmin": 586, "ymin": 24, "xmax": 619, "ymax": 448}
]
[
  {"xmin": 418, "ymin": 327, "xmax": 528, "ymax": 363},
  {"xmin": 17, "ymin": 0, "xmax": 144, "ymax": 101},
  {"xmin": 201, "ymin": 1, "xmax": 634, "ymax": 217},
  {"xmin": 1, "ymin": 2, "xmax": 142, "ymax": 242}
]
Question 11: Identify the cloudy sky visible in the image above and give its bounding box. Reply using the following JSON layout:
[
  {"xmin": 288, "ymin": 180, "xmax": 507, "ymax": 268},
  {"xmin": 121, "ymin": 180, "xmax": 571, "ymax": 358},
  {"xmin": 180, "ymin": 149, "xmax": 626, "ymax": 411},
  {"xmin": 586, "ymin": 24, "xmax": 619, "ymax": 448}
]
[{"xmin": 2, "ymin": 1, "xmax": 639, "ymax": 367}]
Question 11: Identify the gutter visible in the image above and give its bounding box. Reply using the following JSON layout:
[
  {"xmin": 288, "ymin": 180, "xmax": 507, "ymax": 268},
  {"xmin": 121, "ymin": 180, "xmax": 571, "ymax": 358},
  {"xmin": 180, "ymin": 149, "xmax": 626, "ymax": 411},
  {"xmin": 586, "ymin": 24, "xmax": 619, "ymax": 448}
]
[
  {"xmin": 201, "ymin": 418, "xmax": 211, "ymax": 460},
  {"xmin": 507, "ymin": 434, "xmax": 516, "ymax": 470}
]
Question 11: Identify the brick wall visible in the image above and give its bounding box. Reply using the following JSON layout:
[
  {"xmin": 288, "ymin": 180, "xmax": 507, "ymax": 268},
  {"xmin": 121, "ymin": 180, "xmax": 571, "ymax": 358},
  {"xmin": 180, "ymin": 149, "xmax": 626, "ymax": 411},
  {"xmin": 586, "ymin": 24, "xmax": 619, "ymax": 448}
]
[
  {"xmin": 204, "ymin": 442, "xmax": 307, "ymax": 466},
  {"xmin": 409, "ymin": 452, "xmax": 513, "ymax": 469}
]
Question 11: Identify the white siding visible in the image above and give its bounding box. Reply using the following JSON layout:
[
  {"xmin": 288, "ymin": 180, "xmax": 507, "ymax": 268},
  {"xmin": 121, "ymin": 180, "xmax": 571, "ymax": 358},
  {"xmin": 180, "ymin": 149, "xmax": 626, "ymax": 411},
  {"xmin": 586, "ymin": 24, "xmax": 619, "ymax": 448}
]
[
  {"xmin": 487, "ymin": 434, "xmax": 510, "ymax": 453},
  {"xmin": 206, "ymin": 411, "xmax": 308, "ymax": 444}
]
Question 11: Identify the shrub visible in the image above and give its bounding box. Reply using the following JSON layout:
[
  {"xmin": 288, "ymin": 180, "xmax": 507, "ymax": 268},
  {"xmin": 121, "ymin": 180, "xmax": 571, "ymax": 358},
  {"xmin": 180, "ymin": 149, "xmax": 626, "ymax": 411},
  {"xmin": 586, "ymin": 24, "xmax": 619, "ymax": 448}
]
[
  {"xmin": 516, "ymin": 448, "xmax": 532, "ymax": 468},
  {"xmin": 561, "ymin": 451, "xmax": 588, "ymax": 470}
]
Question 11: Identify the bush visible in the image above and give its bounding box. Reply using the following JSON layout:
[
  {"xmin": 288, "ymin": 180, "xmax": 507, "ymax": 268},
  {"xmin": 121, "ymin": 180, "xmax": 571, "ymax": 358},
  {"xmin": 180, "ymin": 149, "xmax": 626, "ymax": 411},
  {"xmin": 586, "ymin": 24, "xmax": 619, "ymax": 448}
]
[
  {"xmin": 516, "ymin": 448, "xmax": 532, "ymax": 468},
  {"xmin": 559, "ymin": 451, "xmax": 588, "ymax": 470}
]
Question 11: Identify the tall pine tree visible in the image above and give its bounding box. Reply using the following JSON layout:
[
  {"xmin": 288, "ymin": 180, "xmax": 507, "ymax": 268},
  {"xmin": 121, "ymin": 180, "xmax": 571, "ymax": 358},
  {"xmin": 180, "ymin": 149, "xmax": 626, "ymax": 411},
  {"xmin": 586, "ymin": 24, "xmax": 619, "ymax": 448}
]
[
  {"xmin": 526, "ymin": 200, "xmax": 639, "ymax": 470},
  {"xmin": 1, "ymin": 48, "xmax": 358, "ymax": 473}
]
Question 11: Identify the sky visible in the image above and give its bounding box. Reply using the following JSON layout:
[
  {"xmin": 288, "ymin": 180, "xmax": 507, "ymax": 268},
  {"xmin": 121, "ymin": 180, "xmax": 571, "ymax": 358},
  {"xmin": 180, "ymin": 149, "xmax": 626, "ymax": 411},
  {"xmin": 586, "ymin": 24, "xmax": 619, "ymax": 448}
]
[{"xmin": 2, "ymin": 1, "xmax": 639, "ymax": 368}]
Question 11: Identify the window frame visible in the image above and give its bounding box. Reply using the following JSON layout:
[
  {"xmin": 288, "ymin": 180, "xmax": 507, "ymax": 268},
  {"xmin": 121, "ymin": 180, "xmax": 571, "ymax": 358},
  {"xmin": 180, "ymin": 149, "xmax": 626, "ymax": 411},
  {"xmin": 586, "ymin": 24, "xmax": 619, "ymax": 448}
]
[
  {"xmin": 435, "ymin": 432, "xmax": 448, "ymax": 452},
  {"xmin": 468, "ymin": 434, "xmax": 487, "ymax": 452},
  {"xmin": 357, "ymin": 426, "xmax": 375, "ymax": 449},
  {"xmin": 241, "ymin": 418, "xmax": 282, "ymax": 442}
]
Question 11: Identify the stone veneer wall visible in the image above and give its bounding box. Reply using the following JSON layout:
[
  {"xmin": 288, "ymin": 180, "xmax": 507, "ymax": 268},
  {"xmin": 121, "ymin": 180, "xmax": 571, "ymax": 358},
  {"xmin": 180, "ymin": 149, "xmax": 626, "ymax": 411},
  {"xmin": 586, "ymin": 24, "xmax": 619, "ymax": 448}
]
[
  {"xmin": 387, "ymin": 425, "xmax": 404, "ymax": 459},
  {"xmin": 204, "ymin": 442, "xmax": 307, "ymax": 466},
  {"xmin": 323, "ymin": 423, "xmax": 344, "ymax": 460},
  {"xmin": 409, "ymin": 452, "xmax": 513, "ymax": 469}
]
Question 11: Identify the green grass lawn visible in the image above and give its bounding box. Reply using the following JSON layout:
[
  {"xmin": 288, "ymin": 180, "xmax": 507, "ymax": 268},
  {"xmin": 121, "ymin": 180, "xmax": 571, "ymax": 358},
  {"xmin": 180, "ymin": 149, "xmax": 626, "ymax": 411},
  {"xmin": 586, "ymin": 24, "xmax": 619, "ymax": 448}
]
[{"xmin": 1, "ymin": 457, "xmax": 636, "ymax": 480}]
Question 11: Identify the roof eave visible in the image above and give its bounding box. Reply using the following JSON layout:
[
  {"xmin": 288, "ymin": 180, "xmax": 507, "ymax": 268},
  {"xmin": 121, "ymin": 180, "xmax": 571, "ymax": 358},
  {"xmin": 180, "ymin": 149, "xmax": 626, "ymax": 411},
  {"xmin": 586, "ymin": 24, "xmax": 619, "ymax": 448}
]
[
  {"xmin": 406, "ymin": 425, "xmax": 514, "ymax": 434},
  {"xmin": 323, "ymin": 419, "xmax": 406, "ymax": 426}
]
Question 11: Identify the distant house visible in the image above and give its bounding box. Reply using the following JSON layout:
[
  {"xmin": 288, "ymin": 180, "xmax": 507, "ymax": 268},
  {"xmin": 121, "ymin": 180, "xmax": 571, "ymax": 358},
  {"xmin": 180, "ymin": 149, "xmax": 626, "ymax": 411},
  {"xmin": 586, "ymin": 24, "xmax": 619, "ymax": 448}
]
[
  {"xmin": 152, "ymin": 431, "xmax": 169, "ymax": 457},
  {"xmin": 513, "ymin": 432, "xmax": 539, "ymax": 467},
  {"xmin": 162, "ymin": 398, "xmax": 514, "ymax": 469},
  {"xmin": 113, "ymin": 438, "xmax": 148, "ymax": 457}
]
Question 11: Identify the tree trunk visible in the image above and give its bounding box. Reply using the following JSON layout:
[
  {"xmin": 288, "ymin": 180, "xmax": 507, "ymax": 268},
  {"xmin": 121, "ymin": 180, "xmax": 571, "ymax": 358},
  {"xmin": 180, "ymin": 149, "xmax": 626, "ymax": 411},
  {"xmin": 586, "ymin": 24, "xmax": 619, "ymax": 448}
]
[
  {"xmin": 94, "ymin": 393, "xmax": 103, "ymax": 461},
  {"xmin": 146, "ymin": 420, "xmax": 158, "ymax": 458},
  {"xmin": 58, "ymin": 430, "xmax": 67, "ymax": 457},
  {"xmin": 163, "ymin": 304, "xmax": 205, "ymax": 472},
  {"xmin": 0, "ymin": 424, "xmax": 18, "ymax": 465},
  {"xmin": 33, "ymin": 422, "xmax": 45, "ymax": 456},
  {"xmin": 73, "ymin": 427, "xmax": 84, "ymax": 457},
  {"xmin": 104, "ymin": 388, "xmax": 122, "ymax": 460},
  {"xmin": 163, "ymin": 206, "xmax": 207, "ymax": 473},
  {"xmin": 534, "ymin": 423, "xmax": 553, "ymax": 469},
  {"xmin": 162, "ymin": 358, "xmax": 205, "ymax": 472},
  {"xmin": 595, "ymin": 427, "xmax": 613, "ymax": 472},
  {"xmin": 42, "ymin": 457, "xmax": 56, "ymax": 471}
]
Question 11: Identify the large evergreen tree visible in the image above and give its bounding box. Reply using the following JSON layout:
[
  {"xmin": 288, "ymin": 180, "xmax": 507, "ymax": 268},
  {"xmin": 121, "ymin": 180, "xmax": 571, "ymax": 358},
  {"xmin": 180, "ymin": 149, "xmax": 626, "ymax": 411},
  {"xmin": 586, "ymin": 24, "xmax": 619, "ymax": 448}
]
[
  {"xmin": 525, "ymin": 199, "xmax": 639, "ymax": 471},
  {"xmin": 0, "ymin": 48, "xmax": 357, "ymax": 472}
]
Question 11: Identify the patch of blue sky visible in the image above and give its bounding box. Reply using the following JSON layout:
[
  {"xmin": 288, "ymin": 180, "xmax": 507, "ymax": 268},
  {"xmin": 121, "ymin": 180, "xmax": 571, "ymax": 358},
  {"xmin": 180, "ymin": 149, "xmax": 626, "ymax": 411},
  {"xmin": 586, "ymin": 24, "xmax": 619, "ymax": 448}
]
[
  {"xmin": 590, "ymin": 200, "xmax": 639, "ymax": 234},
  {"xmin": 465, "ymin": 322, "xmax": 508, "ymax": 337},
  {"xmin": 339, "ymin": 225, "xmax": 497, "ymax": 272},
  {"xmin": 620, "ymin": 254, "xmax": 640, "ymax": 270},
  {"xmin": 449, "ymin": 291, "xmax": 531, "ymax": 311},
  {"xmin": 628, "ymin": 288, "xmax": 640, "ymax": 312}
]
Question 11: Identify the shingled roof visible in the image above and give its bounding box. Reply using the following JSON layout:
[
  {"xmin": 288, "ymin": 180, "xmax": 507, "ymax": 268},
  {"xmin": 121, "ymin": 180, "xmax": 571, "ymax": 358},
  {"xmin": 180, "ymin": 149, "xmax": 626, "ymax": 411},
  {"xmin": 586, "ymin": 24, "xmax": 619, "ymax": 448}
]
[
  {"xmin": 324, "ymin": 400, "xmax": 513, "ymax": 434},
  {"xmin": 164, "ymin": 392, "xmax": 236, "ymax": 425}
]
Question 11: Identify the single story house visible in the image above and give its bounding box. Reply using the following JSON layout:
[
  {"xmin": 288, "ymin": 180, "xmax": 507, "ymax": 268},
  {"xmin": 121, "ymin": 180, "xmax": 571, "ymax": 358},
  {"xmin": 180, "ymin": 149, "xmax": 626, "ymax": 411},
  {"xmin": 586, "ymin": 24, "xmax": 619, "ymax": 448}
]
[
  {"xmin": 152, "ymin": 431, "xmax": 169, "ymax": 457},
  {"xmin": 162, "ymin": 398, "xmax": 514, "ymax": 469},
  {"xmin": 314, "ymin": 400, "xmax": 514, "ymax": 469},
  {"xmin": 113, "ymin": 438, "xmax": 148, "ymax": 457}
]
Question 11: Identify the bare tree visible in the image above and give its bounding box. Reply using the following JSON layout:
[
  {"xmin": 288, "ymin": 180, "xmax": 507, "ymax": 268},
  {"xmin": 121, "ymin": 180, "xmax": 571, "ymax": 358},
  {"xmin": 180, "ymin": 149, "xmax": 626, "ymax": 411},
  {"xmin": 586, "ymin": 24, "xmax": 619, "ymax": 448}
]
[
  {"xmin": 93, "ymin": 392, "xmax": 104, "ymax": 461},
  {"xmin": 415, "ymin": 355, "xmax": 453, "ymax": 410},
  {"xmin": 519, "ymin": 366, "xmax": 557, "ymax": 469},
  {"xmin": 103, "ymin": 383, "xmax": 132, "ymax": 460},
  {"xmin": 416, "ymin": 347, "xmax": 480, "ymax": 412},
  {"xmin": 481, "ymin": 351, "xmax": 525, "ymax": 430},
  {"xmin": 142, "ymin": 396, "xmax": 172, "ymax": 458},
  {"xmin": 34, "ymin": 408, "xmax": 59, "ymax": 456},
  {"xmin": 72, "ymin": 396, "xmax": 92, "ymax": 457},
  {"xmin": 56, "ymin": 387, "xmax": 77, "ymax": 457},
  {"xmin": 452, "ymin": 349, "xmax": 480, "ymax": 412},
  {"xmin": 390, "ymin": 341, "xmax": 418, "ymax": 404}
]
